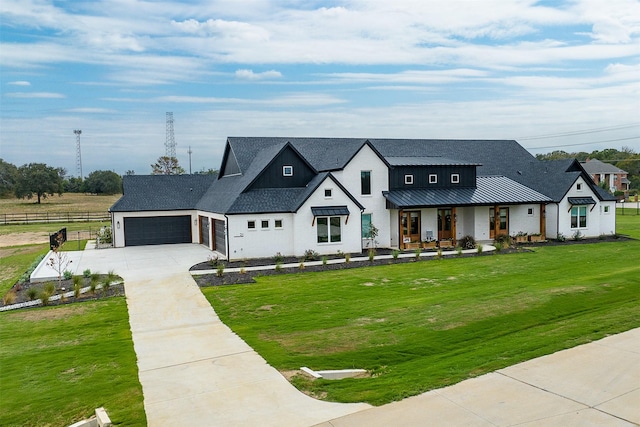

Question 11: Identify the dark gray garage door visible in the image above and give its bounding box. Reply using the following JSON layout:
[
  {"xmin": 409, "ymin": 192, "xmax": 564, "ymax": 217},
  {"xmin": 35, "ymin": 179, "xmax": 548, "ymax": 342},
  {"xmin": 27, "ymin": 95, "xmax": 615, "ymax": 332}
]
[
  {"xmin": 213, "ymin": 219, "xmax": 226, "ymax": 256},
  {"xmin": 124, "ymin": 216, "xmax": 192, "ymax": 246}
]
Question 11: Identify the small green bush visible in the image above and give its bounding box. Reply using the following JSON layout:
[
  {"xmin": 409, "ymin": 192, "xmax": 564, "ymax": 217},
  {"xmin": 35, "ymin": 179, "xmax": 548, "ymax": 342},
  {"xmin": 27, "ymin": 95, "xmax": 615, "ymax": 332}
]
[
  {"xmin": 414, "ymin": 248, "xmax": 421, "ymax": 259},
  {"xmin": 40, "ymin": 289, "xmax": 53, "ymax": 306},
  {"xmin": 456, "ymin": 246, "xmax": 463, "ymax": 256},
  {"xmin": 392, "ymin": 249, "xmax": 400, "ymax": 259},
  {"xmin": 304, "ymin": 249, "xmax": 319, "ymax": 261},
  {"xmin": 63, "ymin": 270, "xmax": 73, "ymax": 280},
  {"xmin": 345, "ymin": 253, "xmax": 351, "ymax": 263},
  {"xmin": 82, "ymin": 268, "xmax": 92, "ymax": 278},
  {"xmin": 477, "ymin": 244, "xmax": 483, "ymax": 253},
  {"xmin": 27, "ymin": 288, "xmax": 38, "ymax": 301},
  {"xmin": 44, "ymin": 282, "xmax": 55, "ymax": 294},
  {"xmin": 368, "ymin": 248, "xmax": 376, "ymax": 262},
  {"xmin": 275, "ymin": 261, "xmax": 282, "ymax": 272},
  {"xmin": 74, "ymin": 282, "xmax": 82, "ymax": 298},
  {"xmin": 322, "ymin": 256, "xmax": 328, "ymax": 266},
  {"xmin": 495, "ymin": 242, "xmax": 503, "ymax": 252},
  {"xmin": 216, "ymin": 263, "xmax": 225, "ymax": 277},
  {"xmin": 572, "ymin": 230, "xmax": 583, "ymax": 241},
  {"xmin": 273, "ymin": 252, "xmax": 284, "ymax": 263}
]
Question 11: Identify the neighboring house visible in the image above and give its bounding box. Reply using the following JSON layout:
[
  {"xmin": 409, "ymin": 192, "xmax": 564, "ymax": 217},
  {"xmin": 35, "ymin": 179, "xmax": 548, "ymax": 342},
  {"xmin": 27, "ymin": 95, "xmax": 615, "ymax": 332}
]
[
  {"xmin": 110, "ymin": 138, "xmax": 617, "ymax": 260},
  {"xmin": 581, "ymin": 159, "xmax": 630, "ymax": 193}
]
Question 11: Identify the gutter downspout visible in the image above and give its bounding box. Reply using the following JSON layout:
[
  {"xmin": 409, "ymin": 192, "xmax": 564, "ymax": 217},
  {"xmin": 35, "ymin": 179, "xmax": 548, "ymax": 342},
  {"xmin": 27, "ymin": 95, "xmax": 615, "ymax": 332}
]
[
  {"xmin": 556, "ymin": 202, "xmax": 560, "ymax": 239},
  {"xmin": 224, "ymin": 214, "xmax": 230, "ymax": 261}
]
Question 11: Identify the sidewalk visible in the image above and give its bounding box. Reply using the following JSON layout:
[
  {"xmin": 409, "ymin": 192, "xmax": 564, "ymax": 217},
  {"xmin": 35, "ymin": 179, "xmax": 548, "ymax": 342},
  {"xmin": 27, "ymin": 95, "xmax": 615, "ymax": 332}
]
[{"xmin": 314, "ymin": 328, "xmax": 640, "ymax": 426}]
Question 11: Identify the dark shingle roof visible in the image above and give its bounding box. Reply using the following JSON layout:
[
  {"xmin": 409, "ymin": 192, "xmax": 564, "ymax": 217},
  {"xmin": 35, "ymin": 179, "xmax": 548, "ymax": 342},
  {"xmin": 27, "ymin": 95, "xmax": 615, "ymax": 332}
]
[
  {"xmin": 383, "ymin": 176, "xmax": 551, "ymax": 208},
  {"xmin": 110, "ymin": 174, "xmax": 216, "ymax": 212},
  {"xmin": 385, "ymin": 157, "xmax": 480, "ymax": 166}
]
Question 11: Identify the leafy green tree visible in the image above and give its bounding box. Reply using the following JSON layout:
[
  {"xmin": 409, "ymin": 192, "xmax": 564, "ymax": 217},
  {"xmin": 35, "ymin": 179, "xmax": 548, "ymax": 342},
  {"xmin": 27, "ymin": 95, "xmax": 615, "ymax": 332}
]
[
  {"xmin": 195, "ymin": 168, "xmax": 218, "ymax": 175},
  {"xmin": 63, "ymin": 176, "xmax": 84, "ymax": 193},
  {"xmin": 0, "ymin": 159, "xmax": 18, "ymax": 197},
  {"xmin": 151, "ymin": 156, "xmax": 185, "ymax": 175},
  {"xmin": 82, "ymin": 170, "xmax": 123, "ymax": 195},
  {"xmin": 14, "ymin": 163, "xmax": 64, "ymax": 203}
]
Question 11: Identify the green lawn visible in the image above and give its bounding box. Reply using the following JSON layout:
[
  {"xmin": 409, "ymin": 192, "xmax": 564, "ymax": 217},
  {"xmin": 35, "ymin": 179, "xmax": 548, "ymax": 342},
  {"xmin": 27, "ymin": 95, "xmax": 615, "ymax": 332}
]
[
  {"xmin": 0, "ymin": 299, "xmax": 146, "ymax": 427},
  {"xmin": 202, "ymin": 214, "xmax": 640, "ymax": 405},
  {"xmin": 0, "ymin": 244, "xmax": 49, "ymax": 296}
]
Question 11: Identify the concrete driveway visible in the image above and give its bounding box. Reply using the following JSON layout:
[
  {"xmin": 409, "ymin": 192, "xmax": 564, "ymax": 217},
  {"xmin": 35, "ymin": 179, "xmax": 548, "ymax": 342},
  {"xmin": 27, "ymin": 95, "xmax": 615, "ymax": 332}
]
[
  {"xmin": 72, "ymin": 244, "xmax": 639, "ymax": 427},
  {"xmin": 73, "ymin": 244, "xmax": 370, "ymax": 427}
]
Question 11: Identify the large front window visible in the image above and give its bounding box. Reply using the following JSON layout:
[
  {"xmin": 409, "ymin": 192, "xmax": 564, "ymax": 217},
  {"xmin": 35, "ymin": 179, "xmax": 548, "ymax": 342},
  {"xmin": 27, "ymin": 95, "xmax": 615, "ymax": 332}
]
[
  {"xmin": 571, "ymin": 206, "xmax": 587, "ymax": 228},
  {"xmin": 317, "ymin": 216, "xmax": 342, "ymax": 243},
  {"xmin": 361, "ymin": 213, "xmax": 372, "ymax": 238},
  {"xmin": 361, "ymin": 171, "xmax": 371, "ymax": 195}
]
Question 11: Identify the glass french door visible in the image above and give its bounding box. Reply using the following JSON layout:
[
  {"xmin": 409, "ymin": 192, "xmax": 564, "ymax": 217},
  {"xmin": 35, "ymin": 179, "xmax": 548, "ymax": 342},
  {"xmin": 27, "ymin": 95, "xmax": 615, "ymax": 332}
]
[
  {"xmin": 401, "ymin": 211, "xmax": 421, "ymax": 246},
  {"xmin": 489, "ymin": 206, "xmax": 509, "ymax": 239}
]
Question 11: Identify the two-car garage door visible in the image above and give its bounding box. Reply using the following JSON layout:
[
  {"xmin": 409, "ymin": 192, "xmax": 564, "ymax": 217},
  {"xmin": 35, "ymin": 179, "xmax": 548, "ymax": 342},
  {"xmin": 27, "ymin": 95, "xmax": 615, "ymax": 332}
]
[{"xmin": 124, "ymin": 216, "xmax": 192, "ymax": 246}]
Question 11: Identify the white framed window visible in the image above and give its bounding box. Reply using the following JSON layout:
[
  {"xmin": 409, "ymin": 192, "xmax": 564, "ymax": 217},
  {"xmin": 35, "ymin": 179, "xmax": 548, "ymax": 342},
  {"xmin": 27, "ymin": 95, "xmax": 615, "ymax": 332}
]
[
  {"xmin": 451, "ymin": 173, "xmax": 460, "ymax": 184},
  {"xmin": 576, "ymin": 183, "xmax": 582, "ymax": 191},
  {"xmin": 247, "ymin": 220, "xmax": 256, "ymax": 230},
  {"xmin": 324, "ymin": 188, "xmax": 332, "ymax": 198},
  {"xmin": 361, "ymin": 213, "xmax": 372, "ymax": 238},
  {"xmin": 274, "ymin": 219, "xmax": 283, "ymax": 228},
  {"xmin": 571, "ymin": 206, "xmax": 587, "ymax": 228},
  {"xmin": 429, "ymin": 174, "xmax": 438, "ymax": 184},
  {"xmin": 283, "ymin": 165, "xmax": 293, "ymax": 176},
  {"xmin": 261, "ymin": 220, "xmax": 269, "ymax": 229},
  {"xmin": 603, "ymin": 205, "xmax": 610, "ymax": 214},
  {"xmin": 527, "ymin": 208, "xmax": 534, "ymax": 216},
  {"xmin": 405, "ymin": 174, "xmax": 414, "ymax": 185},
  {"xmin": 317, "ymin": 216, "xmax": 341, "ymax": 243}
]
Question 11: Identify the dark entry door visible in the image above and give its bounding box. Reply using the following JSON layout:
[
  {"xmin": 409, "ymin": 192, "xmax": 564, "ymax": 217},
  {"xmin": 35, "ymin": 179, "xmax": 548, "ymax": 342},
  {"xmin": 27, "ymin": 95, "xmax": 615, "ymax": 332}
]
[
  {"xmin": 199, "ymin": 216, "xmax": 210, "ymax": 247},
  {"xmin": 124, "ymin": 216, "xmax": 192, "ymax": 246}
]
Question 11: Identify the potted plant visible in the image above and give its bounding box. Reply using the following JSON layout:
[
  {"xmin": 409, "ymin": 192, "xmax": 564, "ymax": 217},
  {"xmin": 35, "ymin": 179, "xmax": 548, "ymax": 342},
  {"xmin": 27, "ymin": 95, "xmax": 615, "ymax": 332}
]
[
  {"xmin": 514, "ymin": 231, "xmax": 528, "ymax": 244},
  {"xmin": 422, "ymin": 239, "xmax": 437, "ymax": 249},
  {"xmin": 529, "ymin": 233, "xmax": 543, "ymax": 242}
]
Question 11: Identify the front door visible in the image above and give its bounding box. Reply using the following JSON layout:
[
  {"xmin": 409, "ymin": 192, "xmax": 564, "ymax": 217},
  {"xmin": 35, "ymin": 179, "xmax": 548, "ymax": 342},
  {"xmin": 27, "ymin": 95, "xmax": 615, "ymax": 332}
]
[
  {"xmin": 438, "ymin": 208, "xmax": 453, "ymax": 240},
  {"xmin": 401, "ymin": 211, "xmax": 421, "ymax": 247},
  {"xmin": 489, "ymin": 206, "xmax": 509, "ymax": 239}
]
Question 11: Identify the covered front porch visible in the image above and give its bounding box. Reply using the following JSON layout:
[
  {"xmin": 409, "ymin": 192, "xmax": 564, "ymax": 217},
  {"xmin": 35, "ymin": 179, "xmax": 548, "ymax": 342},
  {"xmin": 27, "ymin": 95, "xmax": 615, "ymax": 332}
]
[
  {"xmin": 390, "ymin": 205, "xmax": 547, "ymax": 250},
  {"xmin": 382, "ymin": 175, "xmax": 553, "ymax": 250}
]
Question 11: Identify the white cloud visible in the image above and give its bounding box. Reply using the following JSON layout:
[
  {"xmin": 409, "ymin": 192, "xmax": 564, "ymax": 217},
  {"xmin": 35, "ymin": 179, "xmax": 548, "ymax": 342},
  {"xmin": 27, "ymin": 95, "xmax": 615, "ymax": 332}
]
[
  {"xmin": 235, "ymin": 69, "xmax": 282, "ymax": 80},
  {"xmin": 8, "ymin": 81, "xmax": 31, "ymax": 86},
  {"xmin": 6, "ymin": 92, "xmax": 65, "ymax": 98}
]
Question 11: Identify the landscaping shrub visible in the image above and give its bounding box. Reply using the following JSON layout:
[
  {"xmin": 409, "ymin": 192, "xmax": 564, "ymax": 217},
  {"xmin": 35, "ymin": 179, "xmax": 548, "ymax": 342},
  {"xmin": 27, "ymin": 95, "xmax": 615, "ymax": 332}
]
[
  {"xmin": 27, "ymin": 288, "xmax": 38, "ymax": 301},
  {"xmin": 459, "ymin": 235, "xmax": 476, "ymax": 249},
  {"xmin": 3, "ymin": 291, "xmax": 16, "ymax": 305},
  {"xmin": 63, "ymin": 270, "xmax": 73, "ymax": 280},
  {"xmin": 392, "ymin": 249, "xmax": 400, "ymax": 259},
  {"xmin": 304, "ymin": 249, "xmax": 319, "ymax": 261},
  {"xmin": 368, "ymin": 249, "xmax": 376, "ymax": 262},
  {"xmin": 83, "ymin": 268, "xmax": 92, "ymax": 278},
  {"xmin": 216, "ymin": 263, "xmax": 225, "ymax": 277},
  {"xmin": 477, "ymin": 243, "xmax": 483, "ymax": 253}
]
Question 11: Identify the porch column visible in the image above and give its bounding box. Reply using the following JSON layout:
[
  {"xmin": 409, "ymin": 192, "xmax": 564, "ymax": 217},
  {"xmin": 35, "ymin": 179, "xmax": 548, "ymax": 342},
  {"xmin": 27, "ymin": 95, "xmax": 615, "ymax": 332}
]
[
  {"xmin": 540, "ymin": 204, "xmax": 546, "ymax": 239},
  {"xmin": 398, "ymin": 209, "xmax": 404, "ymax": 250},
  {"xmin": 452, "ymin": 207, "xmax": 457, "ymax": 244}
]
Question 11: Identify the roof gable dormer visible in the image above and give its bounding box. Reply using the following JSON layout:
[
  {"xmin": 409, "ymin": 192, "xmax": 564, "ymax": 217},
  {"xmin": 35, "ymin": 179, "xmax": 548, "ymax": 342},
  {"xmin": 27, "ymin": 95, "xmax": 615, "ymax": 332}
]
[
  {"xmin": 219, "ymin": 141, "xmax": 241, "ymax": 178},
  {"xmin": 246, "ymin": 142, "xmax": 317, "ymax": 190}
]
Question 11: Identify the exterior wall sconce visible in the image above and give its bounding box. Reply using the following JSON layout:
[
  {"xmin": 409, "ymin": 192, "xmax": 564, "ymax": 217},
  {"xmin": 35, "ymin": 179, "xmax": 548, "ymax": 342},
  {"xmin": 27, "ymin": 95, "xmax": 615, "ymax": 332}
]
[
  {"xmin": 194, "ymin": 218, "xmax": 198, "ymax": 225},
  {"xmin": 117, "ymin": 221, "xmax": 121, "ymax": 229}
]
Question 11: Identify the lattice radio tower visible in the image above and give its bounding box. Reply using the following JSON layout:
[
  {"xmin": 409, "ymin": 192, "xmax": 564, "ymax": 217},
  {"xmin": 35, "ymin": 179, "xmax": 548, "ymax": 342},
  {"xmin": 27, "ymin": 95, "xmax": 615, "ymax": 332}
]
[
  {"xmin": 165, "ymin": 112, "xmax": 177, "ymax": 158},
  {"xmin": 73, "ymin": 129, "xmax": 83, "ymax": 179}
]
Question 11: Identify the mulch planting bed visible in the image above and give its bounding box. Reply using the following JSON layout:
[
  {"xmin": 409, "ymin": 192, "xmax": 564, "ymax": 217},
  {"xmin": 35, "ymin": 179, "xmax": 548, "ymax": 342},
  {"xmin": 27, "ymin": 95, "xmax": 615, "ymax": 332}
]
[{"xmin": 2, "ymin": 276, "xmax": 125, "ymax": 309}]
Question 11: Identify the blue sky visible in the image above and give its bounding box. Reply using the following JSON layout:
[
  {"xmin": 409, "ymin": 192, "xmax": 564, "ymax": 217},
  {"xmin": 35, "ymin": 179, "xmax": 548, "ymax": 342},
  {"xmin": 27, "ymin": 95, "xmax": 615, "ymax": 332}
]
[{"xmin": 1, "ymin": 0, "xmax": 639, "ymax": 176}]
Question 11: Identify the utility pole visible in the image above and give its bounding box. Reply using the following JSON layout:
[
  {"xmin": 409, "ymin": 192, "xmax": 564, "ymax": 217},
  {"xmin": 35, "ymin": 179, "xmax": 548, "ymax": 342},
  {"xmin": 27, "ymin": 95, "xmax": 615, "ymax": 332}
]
[
  {"xmin": 188, "ymin": 146, "xmax": 193, "ymax": 174},
  {"xmin": 74, "ymin": 129, "xmax": 83, "ymax": 179}
]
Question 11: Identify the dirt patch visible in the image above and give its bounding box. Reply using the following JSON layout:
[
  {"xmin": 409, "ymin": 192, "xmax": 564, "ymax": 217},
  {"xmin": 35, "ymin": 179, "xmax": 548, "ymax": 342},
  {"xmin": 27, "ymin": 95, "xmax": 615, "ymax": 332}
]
[{"xmin": 0, "ymin": 232, "xmax": 49, "ymax": 247}]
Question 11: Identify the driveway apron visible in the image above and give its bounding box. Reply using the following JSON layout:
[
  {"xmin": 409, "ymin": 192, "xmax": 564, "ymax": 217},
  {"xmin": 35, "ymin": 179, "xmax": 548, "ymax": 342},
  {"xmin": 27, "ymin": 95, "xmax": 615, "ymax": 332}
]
[{"xmin": 74, "ymin": 244, "xmax": 369, "ymax": 426}]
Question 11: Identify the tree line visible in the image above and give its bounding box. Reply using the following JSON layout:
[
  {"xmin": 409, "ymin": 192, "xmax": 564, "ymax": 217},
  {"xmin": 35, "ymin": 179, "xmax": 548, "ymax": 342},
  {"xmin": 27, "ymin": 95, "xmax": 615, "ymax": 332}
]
[
  {"xmin": 0, "ymin": 160, "xmax": 123, "ymax": 202},
  {"xmin": 0, "ymin": 156, "xmax": 217, "ymax": 203},
  {"xmin": 535, "ymin": 146, "xmax": 640, "ymax": 192}
]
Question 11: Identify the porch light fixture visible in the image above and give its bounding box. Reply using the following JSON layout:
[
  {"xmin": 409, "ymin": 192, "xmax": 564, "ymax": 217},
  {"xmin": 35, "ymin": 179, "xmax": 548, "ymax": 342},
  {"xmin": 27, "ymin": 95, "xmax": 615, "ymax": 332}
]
[
  {"xmin": 117, "ymin": 221, "xmax": 120, "ymax": 229},
  {"xmin": 454, "ymin": 214, "xmax": 458, "ymax": 222}
]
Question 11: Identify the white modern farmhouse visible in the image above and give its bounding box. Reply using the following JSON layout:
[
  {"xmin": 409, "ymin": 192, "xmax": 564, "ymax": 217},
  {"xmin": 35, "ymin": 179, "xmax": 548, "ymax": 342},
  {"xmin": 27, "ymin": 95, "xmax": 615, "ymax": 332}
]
[{"xmin": 110, "ymin": 138, "xmax": 617, "ymax": 260}]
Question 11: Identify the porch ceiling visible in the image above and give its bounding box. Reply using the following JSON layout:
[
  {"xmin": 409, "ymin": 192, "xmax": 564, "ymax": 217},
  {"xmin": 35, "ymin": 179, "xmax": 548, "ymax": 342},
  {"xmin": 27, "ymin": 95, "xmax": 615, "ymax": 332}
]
[{"xmin": 383, "ymin": 175, "xmax": 552, "ymax": 208}]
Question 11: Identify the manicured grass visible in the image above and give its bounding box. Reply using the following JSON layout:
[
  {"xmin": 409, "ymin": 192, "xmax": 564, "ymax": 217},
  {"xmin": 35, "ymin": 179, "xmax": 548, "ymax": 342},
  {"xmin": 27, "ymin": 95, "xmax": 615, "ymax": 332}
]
[
  {"xmin": 0, "ymin": 193, "xmax": 119, "ymax": 214},
  {"xmin": 202, "ymin": 215, "xmax": 640, "ymax": 405},
  {"xmin": 0, "ymin": 243, "xmax": 49, "ymax": 296},
  {"xmin": 0, "ymin": 299, "xmax": 146, "ymax": 427},
  {"xmin": 0, "ymin": 221, "xmax": 111, "ymax": 236}
]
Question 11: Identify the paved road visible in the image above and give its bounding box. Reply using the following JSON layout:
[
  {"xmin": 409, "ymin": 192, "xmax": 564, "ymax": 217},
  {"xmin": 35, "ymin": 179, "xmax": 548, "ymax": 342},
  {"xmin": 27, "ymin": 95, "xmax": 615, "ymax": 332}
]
[{"xmin": 71, "ymin": 244, "xmax": 639, "ymax": 426}]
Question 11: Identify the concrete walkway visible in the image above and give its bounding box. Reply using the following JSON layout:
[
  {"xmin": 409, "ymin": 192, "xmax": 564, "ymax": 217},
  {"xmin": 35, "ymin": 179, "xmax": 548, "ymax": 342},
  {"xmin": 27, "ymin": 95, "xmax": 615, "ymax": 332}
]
[
  {"xmin": 66, "ymin": 244, "xmax": 638, "ymax": 426},
  {"xmin": 72, "ymin": 244, "xmax": 370, "ymax": 427},
  {"xmin": 315, "ymin": 328, "xmax": 640, "ymax": 426}
]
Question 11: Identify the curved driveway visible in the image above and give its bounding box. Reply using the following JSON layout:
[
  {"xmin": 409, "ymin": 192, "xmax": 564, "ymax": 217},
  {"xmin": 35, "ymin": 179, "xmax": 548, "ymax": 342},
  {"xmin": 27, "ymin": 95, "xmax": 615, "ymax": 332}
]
[
  {"xmin": 74, "ymin": 244, "xmax": 639, "ymax": 427},
  {"xmin": 74, "ymin": 244, "xmax": 370, "ymax": 426}
]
